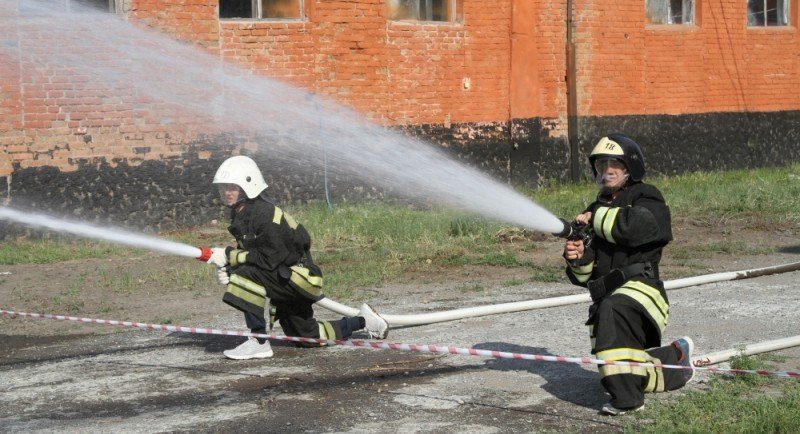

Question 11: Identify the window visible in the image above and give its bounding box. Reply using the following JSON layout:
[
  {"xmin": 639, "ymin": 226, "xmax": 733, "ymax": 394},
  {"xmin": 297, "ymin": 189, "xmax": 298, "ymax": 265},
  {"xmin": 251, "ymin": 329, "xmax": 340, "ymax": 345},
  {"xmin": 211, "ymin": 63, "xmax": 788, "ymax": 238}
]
[
  {"xmin": 54, "ymin": 0, "xmax": 117, "ymax": 13},
  {"xmin": 219, "ymin": 0, "xmax": 303, "ymax": 20},
  {"xmin": 646, "ymin": 0, "xmax": 695, "ymax": 24},
  {"xmin": 389, "ymin": 0, "xmax": 463, "ymax": 22},
  {"xmin": 747, "ymin": 0, "xmax": 790, "ymax": 26}
]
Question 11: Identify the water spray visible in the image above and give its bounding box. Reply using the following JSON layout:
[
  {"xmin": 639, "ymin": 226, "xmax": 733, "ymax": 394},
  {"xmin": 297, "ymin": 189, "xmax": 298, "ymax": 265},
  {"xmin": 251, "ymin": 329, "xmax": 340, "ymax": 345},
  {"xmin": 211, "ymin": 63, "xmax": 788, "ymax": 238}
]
[
  {"xmin": 3, "ymin": 205, "xmax": 799, "ymax": 327},
  {"xmin": 8, "ymin": 2, "xmax": 565, "ymax": 235},
  {"xmin": 0, "ymin": 206, "xmax": 202, "ymax": 259}
]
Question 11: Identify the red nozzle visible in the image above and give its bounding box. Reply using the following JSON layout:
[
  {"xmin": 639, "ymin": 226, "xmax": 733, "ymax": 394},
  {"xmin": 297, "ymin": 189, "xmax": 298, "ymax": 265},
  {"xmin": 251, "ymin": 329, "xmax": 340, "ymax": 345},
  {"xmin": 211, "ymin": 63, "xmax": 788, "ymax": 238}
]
[{"xmin": 197, "ymin": 247, "xmax": 212, "ymax": 262}]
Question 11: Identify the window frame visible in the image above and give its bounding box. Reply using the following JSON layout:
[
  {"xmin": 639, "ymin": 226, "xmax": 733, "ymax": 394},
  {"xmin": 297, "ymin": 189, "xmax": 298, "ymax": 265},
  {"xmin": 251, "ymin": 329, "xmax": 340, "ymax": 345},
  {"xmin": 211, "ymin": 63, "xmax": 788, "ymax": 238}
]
[
  {"xmin": 388, "ymin": 0, "xmax": 464, "ymax": 24},
  {"xmin": 219, "ymin": 0, "xmax": 306, "ymax": 22},
  {"xmin": 62, "ymin": 0, "xmax": 118, "ymax": 13},
  {"xmin": 746, "ymin": 0, "xmax": 791, "ymax": 27},
  {"xmin": 645, "ymin": 0, "xmax": 696, "ymax": 25}
]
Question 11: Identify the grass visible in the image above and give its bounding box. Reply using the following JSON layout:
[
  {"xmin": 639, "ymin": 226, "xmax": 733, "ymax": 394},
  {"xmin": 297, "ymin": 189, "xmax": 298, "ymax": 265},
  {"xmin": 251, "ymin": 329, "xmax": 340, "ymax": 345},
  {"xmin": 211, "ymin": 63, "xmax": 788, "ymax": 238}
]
[
  {"xmin": 528, "ymin": 164, "xmax": 800, "ymax": 229},
  {"xmin": 1, "ymin": 164, "xmax": 797, "ymax": 298},
  {"xmin": 0, "ymin": 238, "xmax": 128, "ymax": 265},
  {"xmin": 1, "ymin": 165, "xmax": 798, "ymax": 428},
  {"xmin": 657, "ymin": 165, "xmax": 800, "ymax": 228},
  {"xmin": 627, "ymin": 354, "xmax": 800, "ymax": 433}
]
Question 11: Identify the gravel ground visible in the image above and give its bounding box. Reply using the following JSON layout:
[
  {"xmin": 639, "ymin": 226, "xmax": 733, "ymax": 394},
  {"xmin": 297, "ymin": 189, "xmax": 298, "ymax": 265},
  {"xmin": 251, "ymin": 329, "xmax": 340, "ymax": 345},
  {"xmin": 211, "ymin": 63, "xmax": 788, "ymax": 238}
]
[{"xmin": 2, "ymin": 248, "xmax": 799, "ymax": 433}]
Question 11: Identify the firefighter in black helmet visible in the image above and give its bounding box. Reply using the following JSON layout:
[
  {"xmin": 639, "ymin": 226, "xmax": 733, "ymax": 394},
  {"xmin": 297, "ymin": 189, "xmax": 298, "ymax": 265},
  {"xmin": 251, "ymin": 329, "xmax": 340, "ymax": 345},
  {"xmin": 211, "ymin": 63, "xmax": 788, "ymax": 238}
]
[{"xmin": 562, "ymin": 133, "xmax": 695, "ymax": 415}]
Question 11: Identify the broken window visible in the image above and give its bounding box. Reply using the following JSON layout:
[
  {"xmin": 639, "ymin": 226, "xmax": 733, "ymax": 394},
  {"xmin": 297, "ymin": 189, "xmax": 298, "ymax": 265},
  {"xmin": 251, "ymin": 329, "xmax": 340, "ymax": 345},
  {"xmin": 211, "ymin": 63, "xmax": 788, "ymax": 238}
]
[
  {"xmin": 747, "ymin": 0, "xmax": 790, "ymax": 26},
  {"xmin": 219, "ymin": 0, "xmax": 303, "ymax": 20},
  {"xmin": 388, "ymin": 0, "xmax": 464, "ymax": 23},
  {"xmin": 646, "ymin": 0, "xmax": 695, "ymax": 24}
]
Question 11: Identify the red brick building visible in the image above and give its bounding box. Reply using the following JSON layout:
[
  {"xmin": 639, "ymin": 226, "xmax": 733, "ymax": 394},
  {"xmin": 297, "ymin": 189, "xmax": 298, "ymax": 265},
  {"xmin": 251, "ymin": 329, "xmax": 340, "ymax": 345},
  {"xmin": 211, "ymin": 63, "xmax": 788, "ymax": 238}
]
[{"xmin": 1, "ymin": 0, "xmax": 798, "ymax": 227}]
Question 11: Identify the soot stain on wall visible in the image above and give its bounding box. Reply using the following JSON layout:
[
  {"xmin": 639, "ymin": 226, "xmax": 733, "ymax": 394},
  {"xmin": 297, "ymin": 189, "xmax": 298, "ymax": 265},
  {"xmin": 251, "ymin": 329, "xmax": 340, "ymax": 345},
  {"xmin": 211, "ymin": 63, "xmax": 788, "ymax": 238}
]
[{"xmin": 4, "ymin": 110, "xmax": 799, "ymax": 233}]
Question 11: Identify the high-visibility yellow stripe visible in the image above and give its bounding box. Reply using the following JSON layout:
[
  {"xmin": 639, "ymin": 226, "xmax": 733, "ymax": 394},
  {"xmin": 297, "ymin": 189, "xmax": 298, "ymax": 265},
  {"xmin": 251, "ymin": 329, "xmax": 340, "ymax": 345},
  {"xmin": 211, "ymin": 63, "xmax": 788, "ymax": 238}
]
[
  {"xmin": 289, "ymin": 265, "xmax": 323, "ymax": 296},
  {"xmin": 229, "ymin": 249, "xmax": 248, "ymax": 267},
  {"xmin": 230, "ymin": 274, "xmax": 267, "ymax": 297},
  {"xmin": 570, "ymin": 261, "xmax": 594, "ymax": 283},
  {"xmin": 600, "ymin": 364, "xmax": 648, "ymax": 377},
  {"xmin": 593, "ymin": 207, "xmax": 609, "ymax": 236},
  {"xmin": 284, "ymin": 212, "xmax": 299, "ymax": 229},
  {"xmin": 613, "ymin": 288, "xmax": 668, "ymax": 333},
  {"xmin": 273, "ymin": 207, "xmax": 284, "ymax": 224},
  {"xmin": 644, "ymin": 366, "xmax": 665, "ymax": 393},
  {"xmin": 599, "ymin": 358, "xmax": 666, "ymax": 391},
  {"xmin": 316, "ymin": 323, "xmax": 330, "ymax": 346},
  {"xmin": 597, "ymin": 347, "xmax": 651, "ymax": 379},
  {"xmin": 622, "ymin": 280, "xmax": 669, "ymax": 317},
  {"xmin": 602, "ymin": 207, "xmax": 620, "ymax": 243},
  {"xmin": 596, "ymin": 347, "xmax": 650, "ymax": 362},
  {"xmin": 322, "ymin": 322, "xmax": 336, "ymax": 340},
  {"xmin": 226, "ymin": 285, "xmax": 266, "ymax": 309}
]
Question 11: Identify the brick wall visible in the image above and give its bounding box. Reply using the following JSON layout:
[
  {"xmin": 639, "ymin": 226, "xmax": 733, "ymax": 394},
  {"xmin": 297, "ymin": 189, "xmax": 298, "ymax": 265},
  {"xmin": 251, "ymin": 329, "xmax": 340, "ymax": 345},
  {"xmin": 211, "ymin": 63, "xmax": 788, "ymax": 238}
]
[
  {"xmin": 130, "ymin": 0, "xmax": 220, "ymax": 50},
  {"xmin": 575, "ymin": 0, "xmax": 800, "ymax": 116},
  {"xmin": 216, "ymin": 0, "xmax": 510, "ymax": 125},
  {"xmin": 2, "ymin": 0, "xmax": 800, "ymax": 188}
]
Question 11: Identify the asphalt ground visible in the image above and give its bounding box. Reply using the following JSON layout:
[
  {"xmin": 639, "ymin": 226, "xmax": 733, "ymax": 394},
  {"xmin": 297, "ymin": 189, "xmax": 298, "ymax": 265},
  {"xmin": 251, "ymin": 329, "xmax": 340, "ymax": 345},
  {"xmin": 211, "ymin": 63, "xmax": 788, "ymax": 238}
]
[{"xmin": 2, "ymin": 257, "xmax": 799, "ymax": 433}]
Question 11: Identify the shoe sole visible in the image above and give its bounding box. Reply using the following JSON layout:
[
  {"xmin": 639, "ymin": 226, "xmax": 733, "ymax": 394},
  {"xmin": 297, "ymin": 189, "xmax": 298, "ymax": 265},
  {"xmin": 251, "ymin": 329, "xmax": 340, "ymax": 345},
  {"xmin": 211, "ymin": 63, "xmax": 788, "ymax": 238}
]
[
  {"xmin": 682, "ymin": 336, "xmax": 696, "ymax": 383},
  {"xmin": 363, "ymin": 303, "xmax": 389, "ymax": 339},
  {"xmin": 601, "ymin": 404, "xmax": 644, "ymax": 416},
  {"xmin": 223, "ymin": 351, "xmax": 274, "ymax": 360}
]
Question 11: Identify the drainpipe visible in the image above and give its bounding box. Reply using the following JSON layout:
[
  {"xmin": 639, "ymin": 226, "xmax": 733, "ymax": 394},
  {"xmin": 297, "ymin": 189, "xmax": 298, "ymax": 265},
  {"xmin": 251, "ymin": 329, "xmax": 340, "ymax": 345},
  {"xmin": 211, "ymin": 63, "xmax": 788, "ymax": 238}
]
[{"xmin": 565, "ymin": 0, "xmax": 580, "ymax": 182}]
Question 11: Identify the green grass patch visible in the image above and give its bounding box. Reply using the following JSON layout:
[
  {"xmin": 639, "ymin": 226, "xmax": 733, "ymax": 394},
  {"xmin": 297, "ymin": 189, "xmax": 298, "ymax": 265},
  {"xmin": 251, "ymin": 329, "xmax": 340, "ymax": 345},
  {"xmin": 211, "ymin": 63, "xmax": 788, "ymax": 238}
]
[
  {"xmin": 456, "ymin": 282, "xmax": 485, "ymax": 293},
  {"xmin": 529, "ymin": 264, "xmax": 565, "ymax": 282},
  {"xmin": 628, "ymin": 354, "xmax": 800, "ymax": 433},
  {"xmin": 657, "ymin": 165, "xmax": 800, "ymax": 227},
  {"xmin": 2, "ymin": 165, "xmax": 797, "ymax": 296},
  {"xmin": 529, "ymin": 164, "xmax": 800, "ymax": 227},
  {"xmin": 0, "ymin": 238, "xmax": 129, "ymax": 265}
]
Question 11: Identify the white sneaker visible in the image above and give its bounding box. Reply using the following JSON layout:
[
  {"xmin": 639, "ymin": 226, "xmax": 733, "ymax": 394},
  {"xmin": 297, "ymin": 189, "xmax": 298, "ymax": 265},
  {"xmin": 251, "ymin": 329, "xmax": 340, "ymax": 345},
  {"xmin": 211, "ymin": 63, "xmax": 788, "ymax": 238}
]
[
  {"xmin": 359, "ymin": 303, "xmax": 389, "ymax": 339},
  {"xmin": 600, "ymin": 402, "xmax": 644, "ymax": 416},
  {"xmin": 223, "ymin": 337, "xmax": 274, "ymax": 360}
]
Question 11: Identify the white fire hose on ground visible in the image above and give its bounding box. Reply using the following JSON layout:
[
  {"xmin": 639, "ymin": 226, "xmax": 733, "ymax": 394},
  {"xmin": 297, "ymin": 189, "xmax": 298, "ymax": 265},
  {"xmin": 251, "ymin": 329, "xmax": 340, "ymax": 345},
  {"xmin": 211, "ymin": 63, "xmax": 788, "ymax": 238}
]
[
  {"xmin": 316, "ymin": 261, "xmax": 800, "ymax": 327},
  {"xmin": 694, "ymin": 335, "xmax": 800, "ymax": 366},
  {"xmin": 317, "ymin": 261, "xmax": 800, "ymax": 366}
]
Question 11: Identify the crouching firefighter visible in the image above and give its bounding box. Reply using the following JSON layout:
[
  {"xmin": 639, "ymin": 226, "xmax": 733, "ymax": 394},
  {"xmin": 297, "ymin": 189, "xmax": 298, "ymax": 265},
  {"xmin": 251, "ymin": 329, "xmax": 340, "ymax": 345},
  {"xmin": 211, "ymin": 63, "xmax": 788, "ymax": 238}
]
[
  {"xmin": 204, "ymin": 155, "xmax": 389, "ymax": 360},
  {"xmin": 557, "ymin": 133, "xmax": 695, "ymax": 415}
]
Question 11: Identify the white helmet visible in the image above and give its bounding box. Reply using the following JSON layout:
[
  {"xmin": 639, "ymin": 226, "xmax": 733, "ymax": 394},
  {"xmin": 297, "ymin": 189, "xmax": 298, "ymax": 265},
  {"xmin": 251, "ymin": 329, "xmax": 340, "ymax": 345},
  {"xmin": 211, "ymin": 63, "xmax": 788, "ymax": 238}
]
[{"xmin": 213, "ymin": 156, "xmax": 268, "ymax": 199}]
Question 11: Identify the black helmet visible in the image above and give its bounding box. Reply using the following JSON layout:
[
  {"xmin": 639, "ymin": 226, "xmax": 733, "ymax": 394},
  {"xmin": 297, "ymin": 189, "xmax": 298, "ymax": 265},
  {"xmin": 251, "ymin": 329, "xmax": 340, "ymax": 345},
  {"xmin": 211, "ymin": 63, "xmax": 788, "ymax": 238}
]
[{"xmin": 588, "ymin": 133, "xmax": 645, "ymax": 182}]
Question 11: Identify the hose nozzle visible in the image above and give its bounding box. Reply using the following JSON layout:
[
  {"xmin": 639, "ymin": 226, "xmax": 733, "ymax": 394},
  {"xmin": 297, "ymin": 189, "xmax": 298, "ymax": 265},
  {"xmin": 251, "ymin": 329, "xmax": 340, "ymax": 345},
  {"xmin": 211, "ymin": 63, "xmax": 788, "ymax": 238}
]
[
  {"xmin": 197, "ymin": 246, "xmax": 212, "ymax": 262},
  {"xmin": 552, "ymin": 218, "xmax": 574, "ymax": 239}
]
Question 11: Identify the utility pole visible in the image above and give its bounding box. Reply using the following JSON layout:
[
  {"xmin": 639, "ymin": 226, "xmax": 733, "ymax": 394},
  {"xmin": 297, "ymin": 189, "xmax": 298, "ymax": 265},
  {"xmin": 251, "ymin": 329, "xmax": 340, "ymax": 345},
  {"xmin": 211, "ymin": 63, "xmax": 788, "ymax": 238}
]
[{"xmin": 566, "ymin": 0, "xmax": 581, "ymax": 182}]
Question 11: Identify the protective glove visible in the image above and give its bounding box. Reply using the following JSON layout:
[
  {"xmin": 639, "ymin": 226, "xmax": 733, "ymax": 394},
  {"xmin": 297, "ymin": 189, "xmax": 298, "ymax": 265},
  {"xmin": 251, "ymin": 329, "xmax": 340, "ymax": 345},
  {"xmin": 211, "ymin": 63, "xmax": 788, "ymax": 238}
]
[
  {"xmin": 216, "ymin": 266, "xmax": 230, "ymax": 286},
  {"xmin": 206, "ymin": 247, "xmax": 228, "ymax": 268}
]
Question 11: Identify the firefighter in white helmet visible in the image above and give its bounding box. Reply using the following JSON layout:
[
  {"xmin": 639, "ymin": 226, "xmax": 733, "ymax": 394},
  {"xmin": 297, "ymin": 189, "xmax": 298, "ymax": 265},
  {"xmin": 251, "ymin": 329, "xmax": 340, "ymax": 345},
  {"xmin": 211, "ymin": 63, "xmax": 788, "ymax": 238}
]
[
  {"xmin": 562, "ymin": 133, "xmax": 695, "ymax": 415},
  {"xmin": 205, "ymin": 155, "xmax": 389, "ymax": 360}
]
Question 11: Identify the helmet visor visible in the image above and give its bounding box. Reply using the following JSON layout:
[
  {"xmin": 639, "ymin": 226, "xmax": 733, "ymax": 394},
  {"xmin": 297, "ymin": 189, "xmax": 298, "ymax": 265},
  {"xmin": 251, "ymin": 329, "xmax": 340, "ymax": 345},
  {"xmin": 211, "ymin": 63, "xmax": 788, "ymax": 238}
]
[
  {"xmin": 593, "ymin": 157, "xmax": 629, "ymax": 187},
  {"xmin": 217, "ymin": 184, "xmax": 243, "ymax": 207}
]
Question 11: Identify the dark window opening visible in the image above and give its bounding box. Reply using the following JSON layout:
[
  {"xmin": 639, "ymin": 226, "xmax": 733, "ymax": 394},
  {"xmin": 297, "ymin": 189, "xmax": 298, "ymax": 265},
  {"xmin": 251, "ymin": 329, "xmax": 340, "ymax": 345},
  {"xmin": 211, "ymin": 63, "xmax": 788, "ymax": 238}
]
[
  {"xmin": 748, "ymin": 0, "xmax": 789, "ymax": 26},
  {"xmin": 646, "ymin": 0, "xmax": 695, "ymax": 24},
  {"xmin": 389, "ymin": 0, "xmax": 463, "ymax": 23},
  {"xmin": 219, "ymin": 0, "xmax": 302, "ymax": 20}
]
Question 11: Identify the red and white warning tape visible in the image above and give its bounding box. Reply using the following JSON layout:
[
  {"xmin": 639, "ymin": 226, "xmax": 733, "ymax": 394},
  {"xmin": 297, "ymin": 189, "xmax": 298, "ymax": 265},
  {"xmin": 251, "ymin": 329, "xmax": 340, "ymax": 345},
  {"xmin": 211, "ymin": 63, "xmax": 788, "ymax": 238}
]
[{"xmin": 2, "ymin": 309, "xmax": 799, "ymax": 379}]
